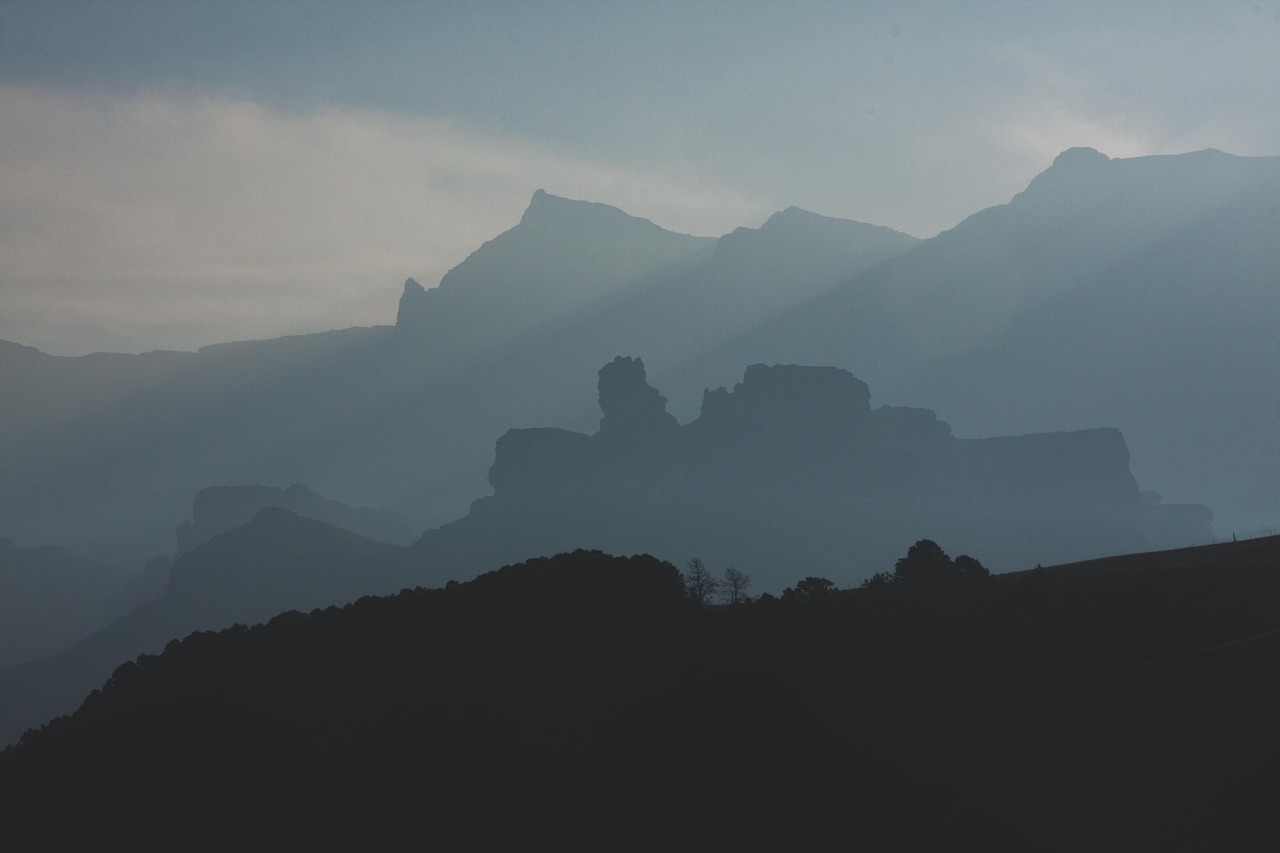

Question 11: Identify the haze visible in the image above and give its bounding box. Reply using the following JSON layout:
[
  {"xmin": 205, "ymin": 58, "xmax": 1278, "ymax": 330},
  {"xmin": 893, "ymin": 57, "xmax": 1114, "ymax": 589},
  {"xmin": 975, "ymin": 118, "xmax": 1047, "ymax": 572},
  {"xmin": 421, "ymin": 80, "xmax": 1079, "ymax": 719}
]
[{"xmin": 3, "ymin": 0, "xmax": 1278, "ymax": 356}]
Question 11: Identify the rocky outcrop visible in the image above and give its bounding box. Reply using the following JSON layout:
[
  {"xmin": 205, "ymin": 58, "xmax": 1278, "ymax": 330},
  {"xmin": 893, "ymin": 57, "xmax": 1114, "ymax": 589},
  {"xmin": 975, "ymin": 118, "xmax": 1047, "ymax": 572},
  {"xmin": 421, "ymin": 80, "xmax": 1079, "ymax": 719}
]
[
  {"xmin": 597, "ymin": 356, "xmax": 679, "ymax": 443},
  {"xmin": 394, "ymin": 277, "xmax": 430, "ymax": 331},
  {"xmin": 413, "ymin": 359, "xmax": 1210, "ymax": 590},
  {"xmin": 696, "ymin": 363, "xmax": 870, "ymax": 440}
]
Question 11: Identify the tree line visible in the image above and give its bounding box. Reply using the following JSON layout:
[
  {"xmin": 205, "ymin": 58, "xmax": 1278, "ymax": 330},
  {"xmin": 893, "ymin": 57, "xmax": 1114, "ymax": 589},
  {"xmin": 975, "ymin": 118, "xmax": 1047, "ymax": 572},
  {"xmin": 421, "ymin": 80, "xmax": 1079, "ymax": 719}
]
[{"xmin": 681, "ymin": 538, "xmax": 991, "ymax": 606}]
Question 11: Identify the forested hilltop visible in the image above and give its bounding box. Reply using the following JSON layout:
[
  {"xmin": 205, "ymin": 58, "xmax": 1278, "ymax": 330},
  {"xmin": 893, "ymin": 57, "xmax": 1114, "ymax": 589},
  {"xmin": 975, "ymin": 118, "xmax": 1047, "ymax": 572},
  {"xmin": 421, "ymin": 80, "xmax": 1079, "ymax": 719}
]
[{"xmin": 6, "ymin": 539, "xmax": 1280, "ymax": 850}]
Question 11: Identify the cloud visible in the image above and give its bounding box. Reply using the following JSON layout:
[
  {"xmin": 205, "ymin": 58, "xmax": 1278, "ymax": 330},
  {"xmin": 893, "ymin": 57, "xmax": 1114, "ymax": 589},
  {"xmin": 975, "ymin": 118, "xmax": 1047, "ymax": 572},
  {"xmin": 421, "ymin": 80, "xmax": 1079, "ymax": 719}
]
[
  {"xmin": 0, "ymin": 84, "xmax": 771, "ymax": 355},
  {"xmin": 983, "ymin": 10, "xmax": 1280, "ymax": 167}
]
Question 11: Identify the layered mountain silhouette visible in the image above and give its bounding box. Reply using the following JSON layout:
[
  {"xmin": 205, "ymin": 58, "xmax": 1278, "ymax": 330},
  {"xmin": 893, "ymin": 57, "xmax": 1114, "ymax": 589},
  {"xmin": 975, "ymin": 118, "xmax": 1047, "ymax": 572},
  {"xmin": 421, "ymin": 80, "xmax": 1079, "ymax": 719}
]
[
  {"xmin": 2, "ymin": 150, "xmax": 1277, "ymax": 677},
  {"xmin": 0, "ymin": 192, "xmax": 913, "ymax": 567},
  {"xmin": 0, "ymin": 356, "xmax": 1203, "ymax": 747},
  {"xmin": 0, "ymin": 356, "xmax": 1206, "ymax": 747},
  {"xmin": 3, "ymin": 146, "xmax": 1277, "ymax": 848},
  {"xmin": 5, "ymin": 150, "xmax": 1274, "ymax": 577},
  {"xmin": 0, "ymin": 481, "xmax": 420, "ymax": 672}
]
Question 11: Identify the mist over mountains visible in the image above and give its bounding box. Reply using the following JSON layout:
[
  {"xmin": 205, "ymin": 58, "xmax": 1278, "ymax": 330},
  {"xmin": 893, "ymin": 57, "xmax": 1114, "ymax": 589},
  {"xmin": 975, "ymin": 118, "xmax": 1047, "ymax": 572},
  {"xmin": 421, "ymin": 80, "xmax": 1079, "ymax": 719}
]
[
  {"xmin": 1, "ymin": 147, "xmax": 1277, "ymax": 717},
  {"xmin": 0, "ymin": 185, "xmax": 917, "ymax": 566},
  {"xmin": 6, "ymin": 148, "xmax": 1275, "ymax": 575},
  {"xmin": 665, "ymin": 147, "xmax": 1280, "ymax": 530},
  {"xmin": 0, "ymin": 350, "xmax": 1210, "ymax": 745},
  {"xmin": 4, "ymin": 148, "xmax": 1280, "ymax": 847}
]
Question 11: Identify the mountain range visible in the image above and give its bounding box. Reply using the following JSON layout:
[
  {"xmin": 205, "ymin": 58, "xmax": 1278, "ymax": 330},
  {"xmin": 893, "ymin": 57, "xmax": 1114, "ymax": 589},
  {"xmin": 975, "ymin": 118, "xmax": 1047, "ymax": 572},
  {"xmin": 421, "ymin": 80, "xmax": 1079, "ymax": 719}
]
[
  {"xmin": 2, "ymin": 146, "xmax": 1277, "ymax": 737},
  {"xmin": 3, "ymin": 148, "xmax": 1280, "ymax": 846},
  {"xmin": 3, "ymin": 148, "xmax": 1275, "ymax": 576}
]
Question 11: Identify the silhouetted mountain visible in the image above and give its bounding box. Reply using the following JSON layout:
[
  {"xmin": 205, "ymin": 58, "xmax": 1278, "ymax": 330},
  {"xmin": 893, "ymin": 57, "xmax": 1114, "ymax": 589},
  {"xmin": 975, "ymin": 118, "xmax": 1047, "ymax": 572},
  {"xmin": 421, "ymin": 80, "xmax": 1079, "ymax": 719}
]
[
  {"xmin": 393, "ymin": 189, "xmax": 715, "ymax": 363},
  {"xmin": 5, "ymin": 541, "xmax": 1280, "ymax": 849},
  {"xmin": 0, "ymin": 538, "xmax": 132, "ymax": 668},
  {"xmin": 0, "ymin": 508, "xmax": 402, "ymax": 747},
  {"xmin": 406, "ymin": 357, "xmax": 1206, "ymax": 591}
]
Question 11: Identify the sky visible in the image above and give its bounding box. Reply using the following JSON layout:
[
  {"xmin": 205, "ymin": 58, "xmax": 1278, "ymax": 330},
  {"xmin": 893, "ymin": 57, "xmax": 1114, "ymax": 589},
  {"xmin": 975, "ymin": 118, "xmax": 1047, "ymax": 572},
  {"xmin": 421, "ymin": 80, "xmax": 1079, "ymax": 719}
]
[{"xmin": 2, "ymin": 1, "xmax": 1278, "ymax": 356}]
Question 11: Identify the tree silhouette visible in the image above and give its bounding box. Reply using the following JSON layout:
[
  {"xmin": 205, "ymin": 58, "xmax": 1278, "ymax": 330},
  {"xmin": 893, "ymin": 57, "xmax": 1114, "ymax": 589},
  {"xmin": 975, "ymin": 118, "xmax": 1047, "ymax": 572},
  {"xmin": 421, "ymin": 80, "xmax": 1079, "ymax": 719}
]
[
  {"xmin": 894, "ymin": 539, "xmax": 952, "ymax": 585},
  {"xmin": 890, "ymin": 539, "xmax": 992, "ymax": 588},
  {"xmin": 720, "ymin": 567, "xmax": 752, "ymax": 605},
  {"xmin": 953, "ymin": 554, "xmax": 992, "ymax": 582},
  {"xmin": 683, "ymin": 558, "xmax": 718, "ymax": 606},
  {"xmin": 782, "ymin": 576, "xmax": 837, "ymax": 602}
]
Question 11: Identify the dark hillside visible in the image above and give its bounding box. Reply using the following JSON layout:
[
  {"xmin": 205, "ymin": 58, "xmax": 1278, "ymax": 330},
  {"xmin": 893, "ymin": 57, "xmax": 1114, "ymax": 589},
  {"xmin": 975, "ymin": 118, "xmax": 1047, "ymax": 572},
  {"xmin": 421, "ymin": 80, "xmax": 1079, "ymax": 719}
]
[
  {"xmin": 5, "ymin": 541, "xmax": 1280, "ymax": 849},
  {"xmin": 1007, "ymin": 533, "xmax": 1280, "ymax": 580}
]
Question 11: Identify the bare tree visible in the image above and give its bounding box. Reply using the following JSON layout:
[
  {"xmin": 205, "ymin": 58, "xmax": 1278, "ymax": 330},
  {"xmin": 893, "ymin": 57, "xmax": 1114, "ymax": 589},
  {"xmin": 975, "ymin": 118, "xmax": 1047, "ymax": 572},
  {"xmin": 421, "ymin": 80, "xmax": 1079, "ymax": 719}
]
[
  {"xmin": 720, "ymin": 567, "xmax": 752, "ymax": 605},
  {"xmin": 683, "ymin": 557, "xmax": 718, "ymax": 606}
]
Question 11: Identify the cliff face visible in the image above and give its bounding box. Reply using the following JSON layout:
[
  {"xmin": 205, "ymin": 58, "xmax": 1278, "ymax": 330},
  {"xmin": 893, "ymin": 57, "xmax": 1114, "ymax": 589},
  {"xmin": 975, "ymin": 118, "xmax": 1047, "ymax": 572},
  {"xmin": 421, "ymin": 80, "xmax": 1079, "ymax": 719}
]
[{"xmin": 414, "ymin": 358, "xmax": 1209, "ymax": 590}]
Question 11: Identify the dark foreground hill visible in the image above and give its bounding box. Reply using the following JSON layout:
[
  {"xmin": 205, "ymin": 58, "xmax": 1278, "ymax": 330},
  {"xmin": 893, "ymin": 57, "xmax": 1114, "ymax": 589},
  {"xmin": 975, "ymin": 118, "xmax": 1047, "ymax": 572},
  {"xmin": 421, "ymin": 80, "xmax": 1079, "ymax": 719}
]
[{"xmin": 5, "ymin": 541, "xmax": 1280, "ymax": 850}]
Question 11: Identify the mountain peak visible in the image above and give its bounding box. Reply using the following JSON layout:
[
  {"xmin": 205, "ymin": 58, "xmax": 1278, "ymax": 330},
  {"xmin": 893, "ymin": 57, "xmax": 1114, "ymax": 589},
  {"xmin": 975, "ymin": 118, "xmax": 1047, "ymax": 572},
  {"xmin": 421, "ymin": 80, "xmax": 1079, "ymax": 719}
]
[
  {"xmin": 760, "ymin": 206, "xmax": 837, "ymax": 228},
  {"xmin": 518, "ymin": 189, "xmax": 657, "ymax": 232},
  {"xmin": 1051, "ymin": 147, "xmax": 1111, "ymax": 169},
  {"xmin": 1010, "ymin": 147, "xmax": 1116, "ymax": 205}
]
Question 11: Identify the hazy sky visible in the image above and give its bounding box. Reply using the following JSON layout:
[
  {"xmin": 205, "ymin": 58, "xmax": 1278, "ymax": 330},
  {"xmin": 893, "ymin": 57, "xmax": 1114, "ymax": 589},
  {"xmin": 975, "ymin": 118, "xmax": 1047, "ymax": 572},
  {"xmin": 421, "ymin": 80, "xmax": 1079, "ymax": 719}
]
[{"xmin": 2, "ymin": 1, "xmax": 1277, "ymax": 355}]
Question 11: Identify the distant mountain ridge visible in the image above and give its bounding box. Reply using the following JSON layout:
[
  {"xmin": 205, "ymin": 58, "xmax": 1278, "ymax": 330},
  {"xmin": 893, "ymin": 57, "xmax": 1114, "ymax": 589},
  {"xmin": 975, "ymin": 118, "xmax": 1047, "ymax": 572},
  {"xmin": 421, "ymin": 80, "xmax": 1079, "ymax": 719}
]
[
  {"xmin": 177, "ymin": 482, "xmax": 420, "ymax": 555},
  {"xmin": 656, "ymin": 148, "xmax": 1280, "ymax": 530},
  {"xmin": 394, "ymin": 189, "xmax": 716, "ymax": 364}
]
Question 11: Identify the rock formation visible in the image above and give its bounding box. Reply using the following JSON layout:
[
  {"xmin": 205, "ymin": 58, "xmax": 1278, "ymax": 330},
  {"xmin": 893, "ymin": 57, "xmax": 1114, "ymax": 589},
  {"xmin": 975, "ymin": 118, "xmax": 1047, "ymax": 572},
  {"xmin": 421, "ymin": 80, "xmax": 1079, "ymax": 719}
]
[{"xmin": 413, "ymin": 358, "xmax": 1213, "ymax": 590}]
